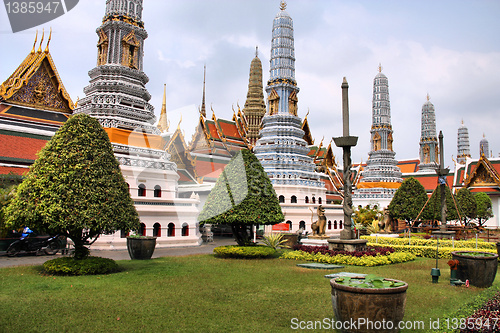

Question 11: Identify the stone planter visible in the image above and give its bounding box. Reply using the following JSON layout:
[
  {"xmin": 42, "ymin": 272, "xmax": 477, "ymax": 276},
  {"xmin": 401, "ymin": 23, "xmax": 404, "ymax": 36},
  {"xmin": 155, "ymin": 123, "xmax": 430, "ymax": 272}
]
[
  {"xmin": 451, "ymin": 251, "xmax": 498, "ymax": 288},
  {"xmin": 330, "ymin": 278, "xmax": 408, "ymax": 333},
  {"xmin": 127, "ymin": 237, "xmax": 157, "ymax": 260}
]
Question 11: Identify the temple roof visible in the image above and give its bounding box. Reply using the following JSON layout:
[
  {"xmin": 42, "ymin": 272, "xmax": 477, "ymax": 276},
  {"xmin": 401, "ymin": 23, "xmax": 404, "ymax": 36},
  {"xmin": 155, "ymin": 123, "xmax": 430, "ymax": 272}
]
[{"xmin": 0, "ymin": 31, "xmax": 74, "ymax": 114}]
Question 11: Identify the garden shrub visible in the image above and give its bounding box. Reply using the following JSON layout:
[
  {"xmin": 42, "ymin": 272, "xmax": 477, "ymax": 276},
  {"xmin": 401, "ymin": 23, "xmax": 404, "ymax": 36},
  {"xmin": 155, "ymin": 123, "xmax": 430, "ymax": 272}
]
[
  {"xmin": 43, "ymin": 256, "xmax": 120, "ymax": 275},
  {"xmin": 213, "ymin": 245, "xmax": 276, "ymax": 259},
  {"xmin": 280, "ymin": 249, "xmax": 416, "ymax": 267},
  {"xmin": 362, "ymin": 236, "xmax": 495, "ymax": 250}
]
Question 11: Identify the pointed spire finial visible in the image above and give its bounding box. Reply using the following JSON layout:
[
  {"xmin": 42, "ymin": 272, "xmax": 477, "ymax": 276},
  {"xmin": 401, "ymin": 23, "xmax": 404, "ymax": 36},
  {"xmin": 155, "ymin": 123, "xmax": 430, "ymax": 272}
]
[
  {"xmin": 378, "ymin": 63, "xmax": 382, "ymax": 73},
  {"xmin": 200, "ymin": 64, "xmax": 206, "ymax": 117},
  {"xmin": 157, "ymin": 84, "xmax": 169, "ymax": 132},
  {"xmin": 280, "ymin": 1, "xmax": 287, "ymax": 10},
  {"xmin": 427, "ymin": 93, "xmax": 430, "ymax": 101},
  {"xmin": 37, "ymin": 28, "xmax": 45, "ymax": 53},
  {"xmin": 44, "ymin": 28, "xmax": 52, "ymax": 53},
  {"xmin": 31, "ymin": 30, "xmax": 38, "ymax": 54},
  {"xmin": 255, "ymin": 46, "xmax": 258, "ymax": 58}
]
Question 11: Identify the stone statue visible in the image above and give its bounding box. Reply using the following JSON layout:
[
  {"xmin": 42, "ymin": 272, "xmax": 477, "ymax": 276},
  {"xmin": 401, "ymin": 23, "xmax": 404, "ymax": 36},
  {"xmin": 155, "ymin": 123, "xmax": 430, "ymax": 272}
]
[
  {"xmin": 378, "ymin": 207, "xmax": 392, "ymax": 233},
  {"xmin": 310, "ymin": 205, "xmax": 327, "ymax": 236}
]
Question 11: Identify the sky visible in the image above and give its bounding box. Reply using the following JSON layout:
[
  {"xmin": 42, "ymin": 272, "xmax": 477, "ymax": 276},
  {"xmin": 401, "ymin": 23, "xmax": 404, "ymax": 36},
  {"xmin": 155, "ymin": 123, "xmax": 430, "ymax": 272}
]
[{"xmin": 1, "ymin": 0, "xmax": 499, "ymax": 169}]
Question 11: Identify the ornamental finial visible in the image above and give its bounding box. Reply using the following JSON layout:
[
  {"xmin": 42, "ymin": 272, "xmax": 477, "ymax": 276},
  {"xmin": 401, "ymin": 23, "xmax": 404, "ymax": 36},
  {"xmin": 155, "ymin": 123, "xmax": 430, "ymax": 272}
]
[
  {"xmin": 44, "ymin": 28, "xmax": 52, "ymax": 53},
  {"xmin": 37, "ymin": 28, "xmax": 44, "ymax": 53},
  {"xmin": 31, "ymin": 30, "xmax": 38, "ymax": 54},
  {"xmin": 280, "ymin": 1, "xmax": 287, "ymax": 10},
  {"xmin": 255, "ymin": 45, "xmax": 258, "ymax": 57},
  {"xmin": 378, "ymin": 63, "xmax": 382, "ymax": 73},
  {"xmin": 427, "ymin": 93, "xmax": 430, "ymax": 101}
]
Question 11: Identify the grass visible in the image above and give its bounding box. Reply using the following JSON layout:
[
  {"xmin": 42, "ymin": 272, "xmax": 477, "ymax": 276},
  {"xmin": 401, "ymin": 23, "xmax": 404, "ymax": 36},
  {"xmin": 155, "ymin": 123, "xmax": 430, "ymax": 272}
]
[{"xmin": 0, "ymin": 255, "xmax": 498, "ymax": 332}]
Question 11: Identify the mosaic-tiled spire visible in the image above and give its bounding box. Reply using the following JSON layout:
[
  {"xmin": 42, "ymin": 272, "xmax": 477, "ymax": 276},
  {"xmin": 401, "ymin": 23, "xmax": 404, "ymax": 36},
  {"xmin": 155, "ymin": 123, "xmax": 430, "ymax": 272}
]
[
  {"xmin": 254, "ymin": 2, "xmax": 322, "ymax": 188},
  {"xmin": 266, "ymin": 0, "xmax": 299, "ymax": 116},
  {"xmin": 355, "ymin": 65, "xmax": 402, "ymax": 199},
  {"xmin": 75, "ymin": 0, "xmax": 158, "ymax": 134},
  {"xmin": 242, "ymin": 47, "xmax": 266, "ymax": 147},
  {"xmin": 457, "ymin": 120, "xmax": 471, "ymax": 164},
  {"xmin": 418, "ymin": 94, "xmax": 439, "ymax": 172}
]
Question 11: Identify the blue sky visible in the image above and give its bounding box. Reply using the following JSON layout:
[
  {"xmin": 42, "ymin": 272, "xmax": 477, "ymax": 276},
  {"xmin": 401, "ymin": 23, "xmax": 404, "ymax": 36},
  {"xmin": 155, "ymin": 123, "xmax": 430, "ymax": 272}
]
[{"xmin": 1, "ymin": 0, "xmax": 499, "ymax": 168}]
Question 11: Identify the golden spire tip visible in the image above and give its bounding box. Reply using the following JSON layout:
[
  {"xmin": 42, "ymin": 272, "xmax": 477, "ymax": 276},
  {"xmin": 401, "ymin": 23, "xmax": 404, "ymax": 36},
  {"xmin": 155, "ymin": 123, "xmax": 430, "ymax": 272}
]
[
  {"xmin": 280, "ymin": 1, "xmax": 287, "ymax": 10},
  {"xmin": 37, "ymin": 28, "xmax": 44, "ymax": 53},
  {"xmin": 44, "ymin": 27, "xmax": 52, "ymax": 53},
  {"xmin": 378, "ymin": 63, "xmax": 382, "ymax": 73}
]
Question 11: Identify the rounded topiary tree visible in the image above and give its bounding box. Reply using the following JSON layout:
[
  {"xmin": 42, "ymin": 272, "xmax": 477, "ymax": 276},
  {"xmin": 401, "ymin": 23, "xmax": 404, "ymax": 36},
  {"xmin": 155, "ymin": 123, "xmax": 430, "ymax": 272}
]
[
  {"xmin": 388, "ymin": 177, "xmax": 429, "ymax": 226},
  {"xmin": 475, "ymin": 192, "xmax": 493, "ymax": 227},
  {"xmin": 456, "ymin": 187, "xmax": 477, "ymax": 225},
  {"xmin": 5, "ymin": 114, "xmax": 140, "ymax": 259},
  {"xmin": 198, "ymin": 149, "xmax": 284, "ymax": 246}
]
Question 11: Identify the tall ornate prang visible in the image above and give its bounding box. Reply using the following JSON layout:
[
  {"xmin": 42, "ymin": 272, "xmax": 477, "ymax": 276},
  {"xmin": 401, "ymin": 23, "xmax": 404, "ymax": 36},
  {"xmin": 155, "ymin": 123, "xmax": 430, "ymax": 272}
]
[
  {"xmin": 354, "ymin": 65, "xmax": 402, "ymax": 204},
  {"xmin": 75, "ymin": 0, "xmax": 158, "ymax": 135},
  {"xmin": 242, "ymin": 47, "xmax": 266, "ymax": 148},
  {"xmin": 71, "ymin": 0, "xmax": 201, "ymax": 250},
  {"xmin": 480, "ymin": 134, "xmax": 490, "ymax": 157},
  {"xmin": 254, "ymin": 2, "xmax": 322, "ymax": 189},
  {"xmin": 457, "ymin": 120, "xmax": 471, "ymax": 164},
  {"xmin": 418, "ymin": 94, "xmax": 439, "ymax": 172}
]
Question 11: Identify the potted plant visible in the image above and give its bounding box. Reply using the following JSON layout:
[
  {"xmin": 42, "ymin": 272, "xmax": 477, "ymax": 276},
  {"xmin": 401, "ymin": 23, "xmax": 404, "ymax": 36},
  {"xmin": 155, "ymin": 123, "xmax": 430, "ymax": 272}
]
[
  {"xmin": 451, "ymin": 251, "xmax": 498, "ymax": 288},
  {"xmin": 330, "ymin": 274, "xmax": 408, "ymax": 333},
  {"xmin": 127, "ymin": 235, "xmax": 157, "ymax": 260}
]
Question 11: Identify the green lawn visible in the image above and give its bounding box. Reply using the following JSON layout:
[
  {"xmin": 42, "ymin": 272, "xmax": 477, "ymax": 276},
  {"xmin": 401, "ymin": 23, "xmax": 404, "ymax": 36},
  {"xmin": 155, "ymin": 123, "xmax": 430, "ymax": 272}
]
[{"xmin": 0, "ymin": 255, "xmax": 498, "ymax": 332}]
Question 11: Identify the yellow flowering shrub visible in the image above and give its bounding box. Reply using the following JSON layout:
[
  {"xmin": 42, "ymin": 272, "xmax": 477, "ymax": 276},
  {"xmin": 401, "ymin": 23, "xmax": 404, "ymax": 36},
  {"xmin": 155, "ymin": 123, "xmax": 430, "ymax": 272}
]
[{"xmin": 361, "ymin": 236, "xmax": 495, "ymax": 250}]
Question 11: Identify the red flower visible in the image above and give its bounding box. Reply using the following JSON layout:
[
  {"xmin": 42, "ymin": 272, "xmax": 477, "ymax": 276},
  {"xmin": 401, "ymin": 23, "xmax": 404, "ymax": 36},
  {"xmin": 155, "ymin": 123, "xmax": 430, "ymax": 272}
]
[{"xmin": 448, "ymin": 259, "xmax": 460, "ymax": 270}]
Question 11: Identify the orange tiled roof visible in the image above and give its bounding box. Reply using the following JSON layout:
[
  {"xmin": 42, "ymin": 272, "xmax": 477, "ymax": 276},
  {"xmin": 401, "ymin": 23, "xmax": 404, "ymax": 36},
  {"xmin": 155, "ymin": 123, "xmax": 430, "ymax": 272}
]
[{"xmin": 0, "ymin": 133, "xmax": 48, "ymax": 161}]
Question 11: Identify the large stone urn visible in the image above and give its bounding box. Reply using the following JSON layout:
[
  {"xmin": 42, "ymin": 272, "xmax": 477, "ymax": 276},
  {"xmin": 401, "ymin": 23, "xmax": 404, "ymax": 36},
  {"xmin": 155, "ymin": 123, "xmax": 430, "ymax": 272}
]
[
  {"xmin": 330, "ymin": 277, "xmax": 408, "ymax": 333},
  {"xmin": 127, "ymin": 236, "xmax": 157, "ymax": 260},
  {"xmin": 451, "ymin": 251, "xmax": 498, "ymax": 288}
]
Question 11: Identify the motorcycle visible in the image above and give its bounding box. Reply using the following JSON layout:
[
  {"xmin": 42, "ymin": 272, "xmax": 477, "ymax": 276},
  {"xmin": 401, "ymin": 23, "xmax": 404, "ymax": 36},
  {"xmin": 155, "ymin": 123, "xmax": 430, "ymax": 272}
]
[{"xmin": 6, "ymin": 233, "xmax": 62, "ymax": 257}]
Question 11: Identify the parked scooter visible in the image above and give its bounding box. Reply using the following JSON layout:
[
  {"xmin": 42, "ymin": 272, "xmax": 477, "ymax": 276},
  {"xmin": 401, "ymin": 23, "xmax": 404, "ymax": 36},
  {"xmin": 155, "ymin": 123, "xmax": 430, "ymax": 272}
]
[{"xmin": 6, "ymin": 227, "xmax": 61, "ymax": 257}]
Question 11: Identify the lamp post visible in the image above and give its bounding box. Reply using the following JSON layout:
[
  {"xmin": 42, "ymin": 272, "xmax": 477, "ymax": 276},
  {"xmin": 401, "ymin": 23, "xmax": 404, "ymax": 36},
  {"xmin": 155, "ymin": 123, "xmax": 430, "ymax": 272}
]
[{"xmin": 333, "ymin": 77, "xmax": 358, "ymax": 240}]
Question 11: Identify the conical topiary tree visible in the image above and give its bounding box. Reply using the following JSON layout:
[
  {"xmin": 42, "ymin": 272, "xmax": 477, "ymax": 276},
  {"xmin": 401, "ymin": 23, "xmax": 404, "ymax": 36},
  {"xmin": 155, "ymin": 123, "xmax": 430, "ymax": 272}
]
[
  {"xmin": 388, "ymin": 177, "xmax": 429, "ymax": 226},
  {"xmin": 475, "ymin": 192, "xmax": 493, "ymax": 227},
  {"xmin": 198, "ymin": 149, "xmax": 284, "ymax": 245},
  {"xmin": 456, "ymin": 187, "xmax": 477, "ymax": 225},
  {"xmin": 5, "ymin": 114, "xmax": 140, "ymax": 259}
]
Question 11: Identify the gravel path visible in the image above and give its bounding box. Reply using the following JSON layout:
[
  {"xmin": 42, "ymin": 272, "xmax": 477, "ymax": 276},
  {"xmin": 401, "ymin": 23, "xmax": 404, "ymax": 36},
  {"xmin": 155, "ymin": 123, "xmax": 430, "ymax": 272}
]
[{"xmin": 0, "ymin": 237, "xmax": 237, "ymax": 268}]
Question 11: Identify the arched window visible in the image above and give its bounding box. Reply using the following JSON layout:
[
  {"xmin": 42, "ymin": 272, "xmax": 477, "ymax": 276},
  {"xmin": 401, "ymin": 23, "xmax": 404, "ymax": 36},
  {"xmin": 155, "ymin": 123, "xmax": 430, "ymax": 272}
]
[
  {"xmin": 138, "ymin": 184, "xmax": 146, "ymax": 197},
  {"xmin": 305, "ymin": 196, "xmax": 309, "ymax": 204},
  {"xmin": 339, "ymin": 220, "xmax": 343, "ymax": 229},
  {"xmin": 328, "ymin": 220, "xmax": 331, "ymax": 230},
  {"xmin": 299, "ymin": 221, "xmax": 306, "ymax": 230},
  {"xmin": 312, "ymin": 196, "xmax": 316, "ymax": 204},
  {"xmin": 318, "ymin": 197, "xmax": 322, "ymax": 204},
  {"xmin": 291, "ymin": 195, "xmax": 297, "ymax": 203},
  {"xmin": 279, "ymin": 195, "xmax": 285, "ymax": 203},
  {"xmin": 181, "ymin": 223, "xmax": 189, "ymax": 236},
  {"xmin": 153, "ymin": 223, "xmax": 161, "ymax": 237},
  {"xmin": 139, "ymin": 223, "xmax": 146, "ymax": 236},
  {"xmin": 167, "ymin": 223, "xmax": 175, "ymax": 237},
  {"xmin": 334, "ymin": 220, "xmax": 338, "ymax": 229},
  {"xmin": 286, "ymin": 220, "xmax": 292, "ymax": 231},
  {"xmin": 154, "ymin": 185, "xmax": 161, "ymax": 198}
]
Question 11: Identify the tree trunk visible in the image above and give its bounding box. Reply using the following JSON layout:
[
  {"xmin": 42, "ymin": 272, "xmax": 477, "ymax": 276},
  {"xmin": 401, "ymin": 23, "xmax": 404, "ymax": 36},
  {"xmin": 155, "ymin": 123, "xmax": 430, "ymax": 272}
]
[
  {"xmin": 231, "ymin": 224, "xmax": 253, "ymax": 246},
  {"xmin": 70, "ymin": 235, "xmax": 90, "ymax": 260}
]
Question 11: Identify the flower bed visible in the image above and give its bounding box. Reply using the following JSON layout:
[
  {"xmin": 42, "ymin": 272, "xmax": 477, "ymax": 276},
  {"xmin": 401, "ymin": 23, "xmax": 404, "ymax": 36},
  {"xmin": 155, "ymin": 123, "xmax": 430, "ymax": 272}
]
[
  {"xmin": 459, "ymin": 292, "xmax": 500, "ymax": 333},
  {"xmin": 362, "ymin": 236, "xmax": 496, "ymax": 250},
  {"xmin": 293, "ymin": 244, "xmax": 395, "ymax": 257},
  {"xmin": 281, "ymin": 245, "xmax": 415, "ymax": 267},
  {"xmin": 366, "ymin": 242, "xmax": 498, "ymax": 260}
]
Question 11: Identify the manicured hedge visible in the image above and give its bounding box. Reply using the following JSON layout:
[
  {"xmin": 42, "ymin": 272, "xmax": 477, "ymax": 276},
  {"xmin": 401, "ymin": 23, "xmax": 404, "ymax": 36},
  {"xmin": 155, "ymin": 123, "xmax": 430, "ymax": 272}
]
[
  {"xmin": 362, "ymin": 236, "xmax": 496, "ymax": 250},
  {"xmin": 366, "ymin": 242, "xmax": 498, "ymax": 260},
  {"xmin": 280, "ymin": 250, "xmax": 416, "ymax": 267},
  {"xmin": 43, "ymin": 256, "xmax": 120, "ymax": 275},
  {"xmin": 213, "ymin": 245, "xmax": 276, "ymax": 259}
]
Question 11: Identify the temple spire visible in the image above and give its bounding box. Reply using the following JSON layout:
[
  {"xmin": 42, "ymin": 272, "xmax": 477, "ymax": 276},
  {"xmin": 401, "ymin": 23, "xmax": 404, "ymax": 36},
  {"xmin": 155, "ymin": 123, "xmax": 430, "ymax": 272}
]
[
  {"xmin": 200, "ymin": 65, "xmax": 206, "ymax": 117},
  {"xmin": 157, "ymin": 84, "xmax": 169, "ymax": 132},
  {"xmin": 418, "ymin": 94, "xmax": 438, "ymax": 172},
  {"xmin": 242, "ymin": 48, "xmax": 266, "ymax": 147}
]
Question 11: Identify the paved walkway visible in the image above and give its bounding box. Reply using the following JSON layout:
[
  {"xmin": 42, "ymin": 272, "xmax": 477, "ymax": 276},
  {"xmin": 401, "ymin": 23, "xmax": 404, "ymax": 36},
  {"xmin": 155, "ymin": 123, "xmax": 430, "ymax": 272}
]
[{"xmin": 0, "ymin": 237, "xmax": 237, "ymax": 268}]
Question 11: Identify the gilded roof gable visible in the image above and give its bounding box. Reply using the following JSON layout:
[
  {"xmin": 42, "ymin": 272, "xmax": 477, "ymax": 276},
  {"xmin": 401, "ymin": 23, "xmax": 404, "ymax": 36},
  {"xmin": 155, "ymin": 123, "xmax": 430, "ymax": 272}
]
[
  {"xmin": 464, "ymin": 155, "xmax": 500, "ymax": 188},
  {"xmin": 0, "ymin": 41, "xmax": 74, "ymax": 113}
]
